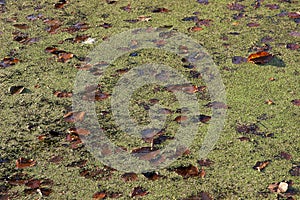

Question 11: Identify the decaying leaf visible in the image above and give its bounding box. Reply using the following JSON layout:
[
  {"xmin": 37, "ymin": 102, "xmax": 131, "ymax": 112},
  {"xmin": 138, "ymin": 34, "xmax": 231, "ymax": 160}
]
[
  {"xmin": 16, "ymin": 158, "xmax": 36, "ymax": 169},
  {"xmin": 253, "ymin": 160, "xmax": 270, "ymax": 171}
]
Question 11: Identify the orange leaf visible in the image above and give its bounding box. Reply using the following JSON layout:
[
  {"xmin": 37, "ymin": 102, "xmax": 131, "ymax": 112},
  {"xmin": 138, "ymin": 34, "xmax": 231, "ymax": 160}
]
[{"xmin": 247, "ymin": 51, "xmax": 273, "ymax": 64}]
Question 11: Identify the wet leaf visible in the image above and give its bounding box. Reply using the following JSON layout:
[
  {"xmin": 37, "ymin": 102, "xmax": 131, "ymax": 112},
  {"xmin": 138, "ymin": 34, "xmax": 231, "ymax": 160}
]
[
  {"xmin": 253, "ymin": 160, "xmax": 270, "ymax": 171},
  {"xmin": 16, "ymin": 158, "xmax": 36, "ymax": 169},
  {"xmin": 291, "ymin": 99, "xmax": 300, "ymax": 106},
  {"xmin": 63, "ymin": 111, "xmax": 85, "ymax": 123},
  {"xmin": 121, "ymin": 172, "xmax": 138, "ymax": 182},
  {"xmin": 173, "ymin": 164, "xmax": 200, "ymax": 178},
  {"xmin": 131, "ymin": 187, "xmax": 148, "ymax": 198},
  {"xmin": 247, "ymin": 51, "xmax": 273, "ymax": 64},
  {"xmin": 0, "ymin": 57, "xmax": 19, "ymax": 68},
  {"xmin": 53, "ymin": 91, "xmax": 72, "ymax": 98}
]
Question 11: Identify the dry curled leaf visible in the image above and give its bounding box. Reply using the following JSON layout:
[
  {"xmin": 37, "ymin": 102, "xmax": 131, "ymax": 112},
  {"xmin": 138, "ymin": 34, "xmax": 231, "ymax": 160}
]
[
  {"xmin": 247, "ymin": 51, "xmax": 273, "ymax": 64},
  {"xmin": 253, "ymin": 160, "xmax": 270, "ymax": 171},
  {"xmin": 16, "ymin": 158, "xmax": 36, "ymax": 169}
]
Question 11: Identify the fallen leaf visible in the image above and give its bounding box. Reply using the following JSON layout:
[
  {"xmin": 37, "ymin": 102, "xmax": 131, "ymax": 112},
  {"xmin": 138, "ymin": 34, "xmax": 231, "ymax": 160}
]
[
  {"xmin": 54, "ymin": 0, "xmax": 68, "ymax": 9},
  {"xmin": 199, "ymin": 167, "xmax": 206, "ymax": 178},
  {"xmin": 247, "ymin": 22, "xmax": 260, "ymax": 27},
  {"xmin": 16, "ymin": 158, "xmax": 36, "ymax": 169},
  {"xmin": 238, "ymin": 136, "xmax": 250, "ymax": 141},
  {"xmin": 232, "ymin": 56, "xmax": 247, "ymax": 64},
  {"xmin": 173, "ymin": 164, "xmax": 200, "ymax": 178},
  {"xmin": 253, "ymin": 160, "xmax": 270, "ymax": 171},
  {"xmin": 120, "ymin": 4, "xmax": 131, "ymax": 12},
  {"xmin": 131, "ymin": 187, "xmax": 148, "ymax": 198},
  {"xmin": 174, "ymin": 115, "xmax": 188, "ymax": 123},
  {"xmin": 289, "ymin": 165, "xmax": 300, "ymax": 176},
  {"xmin": 57, "ymin": 52, "xmax": 73, "ymax": 63},
  {"xmin": 204, "ymin": 101, "xmax": 228, "ymax": 109},
  {"xmin": 25, "ymin": 179, "xmax": 41, "ymax": 189},
  {"xmin": 286, "ymin": 43, "xmax": 300, "ymax": 50},
  {"xmin": 198, "ymin": 159, "xmax": 214, "ymax": 167},
  {"xmin": 279, "ymin": 152, "xmax": 292, "ymax": 160},
  {"xmin": 63, "ymin": 111, "xmax": 85, "ymax": 123},
  {"xmin": 227, "ymin": 2, "xmax": 245, "ymax": 11},
  {"xmin": 152, "ymin": 7, "xmax": 170, "ymax": 13},
  {"xmin": 68, "ymin": 127, "xmax": 90, "ymax": 135},
  {"xmin": 131, "ymin": 147, "xmax": 160, "ymax": 161},
  {"xmin": 9, "ymin": 86, "xmax": 31, "ymax": 95},
  {"xmin": 0, "ymin": 57, "xmax": 19, "ymax": 68},
  {"xmin": 196, "ymin": 19, "xmax": 213, "ymax": 26},
  {"xmin": 100, "ymin": 23, "xmax": 112, "ymax": 29},
  {"xmin": 198, "ymin": 115, "xmax": 211, "ymax": 123},
  {"xmin": 265, "ymin": 4, "xmax": 280, "ymax": 10},
  {"xmin": 188, "ymin": 26, "xmax": 203, "ymax": 32},
  {"xmin": 291, "ymin": 99, "xmax": 300, "ymax": 106},
  {"xmin": 288, "ymin": 12, "xmax": 300, "ymax": 19},
  {"xmin": 48, "ymin": 155, "xmax": 63, "ymax": 164},
  {"xmin": 268, "ymin": 181, "xmax": 289, "ymax": 193},
  {"xmin": 66, "ymin": 160, "xmax": 87, "ymax": 168},
  {"xmin": 183, "ymin": 192, "xmax": 213, "ymax": 200},
  {"xmin": 92, "ymin": 192, "xmax": 106, "ymax": 199},
  {"xmin": 13, "ymin": 23, "xmax": 29, "ymax": 29},
  {"xmin": 142, "ymin": 171, "xmax": 164, "ymax": 181},
  {"xmin": 53, "ymin": 91, "xmax": 72, "ymax": 98},
  {"xmin": 121, "ymin": 172, "xmax": 138, "ymax": 182},
  {"xmin": 247, "ymin": 51, "xmax": 273, "ymax": 64}
]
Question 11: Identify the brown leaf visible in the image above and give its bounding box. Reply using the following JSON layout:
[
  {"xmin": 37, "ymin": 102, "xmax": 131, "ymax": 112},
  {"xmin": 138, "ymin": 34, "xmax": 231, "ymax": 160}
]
[
  {"xmin": 66, "ymin": 160, "xmax": 87, "ymax": 168},
  {"xmin": 198, "ymin": 115, "xmax": 211, "ymax": 123},
  {"xmin": 198, "ymin": 159, "xmax": 214, "ymax": 167},
  {"xmin": 53, "ymin": 91, "xmax": 73, "ymax": 98},
  {"xmin": 247, "ymin": 22, "xmax": 260, "ymax": 27},
  {"xmin": 16, "ymin": 158, "xmax": 36, "ymax": 169},
  {"xmin": 174, "ymin": 115, "xmax": 188, "ymax": 123},
  {"xmin": 183, "ymin": 192, "xmax": 213, "ymax": 200},
  {"xmin": 121, "ymin": 172, "xmax": 138, "ymax": 182},
  {"xmin": 247, "ymin": 51, "xmax": 273, "ymax": 64},
  {"xmin": 0, "ymin": 57, "xmax": 19, "ymax": 68},
  {"xmin": 253, "ymin": 160, "xmax": 270, "ymax": 171},
  {"xmin": 286, "ymin": 43, "xmax": 300, "ymax": 50},
  {"xmin": 48, "ymin": 155, "xmax": 63, "ymax": 164},
  {"xmin": 54, "ymin": 0, "xmax": 68, "ymax": 9},
  {"xmin": 25, "ymin": 179, "xmax": 41, "ymax": 189},
  {"xmin": 131, "ymin": 147, "xmax": 160, "ymax": 161},
  {"xmin": 279, "ymin": 152, "xmax": 292, "ymax": 160},
  {"xmin": 9, "ymin": 86, "xmax": 29, "ymax": 95},
  {"xmin": 131, "ymin": 187, "xmax": 148, "ymax": 198},
  {"xmin": 173, "ymin": 164, "xmax": 199, "ymax": 178},
  {"xmin": 64, "ymin": 111, "xmax": 85, "ymax": 123},
  {"xmin": 92, "ymin": 192, "xmax": 106, "ymax": 199},
  {"xmin": 62, "ymin": 22, "xmax": 89, "ymax": 33},
  {"xmin": 289, "ymin": 165, "xmax": 300, "ymax": 176},
  {"xmin": 291, "ymin": 99, "xmax": 300, "ymax": 106},
  {"xmin": 152, "ymin": 7, "xmax": 170, "ymax": 13},
  {"xmin": 13, "ymin": 23, "xmax": 29, "ymax": 29},
  {"xmin": 199, "ymin": 167, "xmax": 206, "ymax": 178},
  {"xmin": 288, "ymin": 12, "xmax": 300, "ymax": 19},
  {"xmin": 238, "ymin": 136, "xmax": 250, "ymax": 141},
  {"xmin": 205, "ymin": 101, "xmax": 228, "ymax": 109},
  {"xmin": 227, "ymin": 2, "xmax": 245, "ymax": 11},
  {"xmin": 265, "ymin": 4, "xmax": 280, "ymax": 10},
  {"xmin": 57, "ymin": 52, "xmax": 73, "ymax": 63},
  {"xmin": 142, "ymin": 171, "xmax": 164, "ymax": 181},
  {"xmin": 188, "ymin": 26, "xmax": 203, "ymax": 32},
  {"xmin": 120, "ymin": 4, "xmax": 131, "ymax": 12}
]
